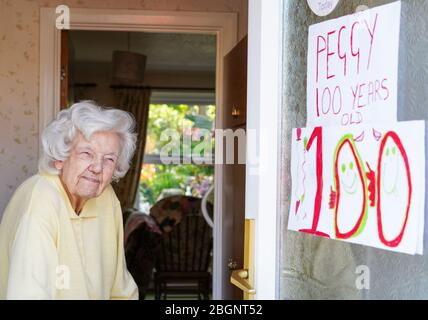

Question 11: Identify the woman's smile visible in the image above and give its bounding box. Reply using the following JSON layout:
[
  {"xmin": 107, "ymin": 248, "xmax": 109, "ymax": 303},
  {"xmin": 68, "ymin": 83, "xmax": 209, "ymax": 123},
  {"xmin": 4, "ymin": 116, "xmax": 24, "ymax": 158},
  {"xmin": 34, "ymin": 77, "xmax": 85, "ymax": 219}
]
[{"xmin": 81, "ymin": 176, "xmax": 100, "ymax": 184}]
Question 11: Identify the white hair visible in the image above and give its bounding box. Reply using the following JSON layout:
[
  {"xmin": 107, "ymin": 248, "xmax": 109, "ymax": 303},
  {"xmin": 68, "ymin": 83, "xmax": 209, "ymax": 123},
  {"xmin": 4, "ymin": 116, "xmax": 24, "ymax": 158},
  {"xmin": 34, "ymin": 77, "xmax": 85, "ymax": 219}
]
[{"xmin": 39, "ymin": 101, "xmax": 137, "ymax": 181}]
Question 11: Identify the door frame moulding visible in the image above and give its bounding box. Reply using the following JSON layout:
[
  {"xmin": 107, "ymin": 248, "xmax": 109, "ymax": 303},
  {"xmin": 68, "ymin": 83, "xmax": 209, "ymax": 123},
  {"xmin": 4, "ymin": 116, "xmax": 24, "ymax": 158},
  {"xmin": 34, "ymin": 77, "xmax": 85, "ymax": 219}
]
[
  {"xmin": 39, "ymin": 7, "xmax": 237, "ymax": 299},
  {"xmin": 246, "ymin": 0, "xmax": 282, "ymax": 299}
]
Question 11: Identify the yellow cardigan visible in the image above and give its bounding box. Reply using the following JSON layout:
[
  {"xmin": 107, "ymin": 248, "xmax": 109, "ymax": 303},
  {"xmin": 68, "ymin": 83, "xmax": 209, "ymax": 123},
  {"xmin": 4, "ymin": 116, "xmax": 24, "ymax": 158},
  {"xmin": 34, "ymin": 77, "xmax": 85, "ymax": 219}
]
[{"xmin": 0, "ymin": 173, "xmax": 138, "ymax": 300}]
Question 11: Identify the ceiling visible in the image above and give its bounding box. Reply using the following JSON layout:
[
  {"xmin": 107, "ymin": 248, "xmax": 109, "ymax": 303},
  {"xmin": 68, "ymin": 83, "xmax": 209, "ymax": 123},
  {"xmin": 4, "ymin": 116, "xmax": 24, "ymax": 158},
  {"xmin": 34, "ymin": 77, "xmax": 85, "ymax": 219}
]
[{"xmin": 69, "ymin": 31, "xmax": 217, "ymax": 72}]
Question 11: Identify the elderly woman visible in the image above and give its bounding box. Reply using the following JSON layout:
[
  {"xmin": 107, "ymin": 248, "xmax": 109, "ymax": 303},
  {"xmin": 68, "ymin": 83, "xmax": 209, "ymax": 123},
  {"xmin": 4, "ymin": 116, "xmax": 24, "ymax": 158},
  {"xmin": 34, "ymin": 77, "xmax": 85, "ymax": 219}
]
[{"xmin": 0, "ymin": 101, "xmax": 139, "ymax": 299}]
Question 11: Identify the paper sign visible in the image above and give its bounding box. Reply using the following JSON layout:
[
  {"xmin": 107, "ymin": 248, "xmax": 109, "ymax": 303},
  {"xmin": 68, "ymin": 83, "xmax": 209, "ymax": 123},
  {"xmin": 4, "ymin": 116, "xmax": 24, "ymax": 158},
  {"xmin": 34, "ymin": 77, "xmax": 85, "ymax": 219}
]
[
  {"xmin": 288, "ymin": 121, "xmax": 425, "ymax": 255},
  {"xmin": 306, "ymin": 1, "xmax": 401, "ymax": 127}
]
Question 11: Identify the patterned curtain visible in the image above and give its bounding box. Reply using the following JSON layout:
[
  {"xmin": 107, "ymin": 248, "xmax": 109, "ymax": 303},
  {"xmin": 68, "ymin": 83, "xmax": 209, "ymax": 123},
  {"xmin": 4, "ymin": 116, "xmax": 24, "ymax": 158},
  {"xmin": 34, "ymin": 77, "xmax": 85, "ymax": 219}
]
[{"xmin": 113, "ymin": 88, "xmax": 151, "ymax": 212}]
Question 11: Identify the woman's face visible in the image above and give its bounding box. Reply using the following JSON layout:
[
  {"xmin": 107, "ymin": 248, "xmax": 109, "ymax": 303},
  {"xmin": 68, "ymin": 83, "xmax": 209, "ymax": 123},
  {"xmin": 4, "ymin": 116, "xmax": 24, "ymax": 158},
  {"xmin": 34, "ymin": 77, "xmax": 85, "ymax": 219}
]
[{"xmin": 55, "ymin": 131, "xmax": 121, "ymax": 207}]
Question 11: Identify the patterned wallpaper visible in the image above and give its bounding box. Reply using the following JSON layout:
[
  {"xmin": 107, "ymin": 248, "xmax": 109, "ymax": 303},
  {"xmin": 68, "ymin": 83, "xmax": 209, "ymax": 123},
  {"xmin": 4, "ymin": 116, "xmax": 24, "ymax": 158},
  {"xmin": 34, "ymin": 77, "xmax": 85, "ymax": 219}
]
[
  {"xmin": 0, "ymin": 0, "xmax": 247, "ymax": 216},
  {"xmin": 279, "ymin": 0, "xmax": 428, "ymax": 299},
  {"xmin": 0, "ymin": 0, "xmax": 40, "ymax": 217}
]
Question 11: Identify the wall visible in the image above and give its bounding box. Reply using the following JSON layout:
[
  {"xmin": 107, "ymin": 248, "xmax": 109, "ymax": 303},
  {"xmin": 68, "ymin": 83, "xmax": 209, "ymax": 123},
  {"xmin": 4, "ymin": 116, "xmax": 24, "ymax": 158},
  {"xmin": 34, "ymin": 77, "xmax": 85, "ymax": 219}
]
[
  {"xmin": 71, "ymin": 61, "xmax": 215, "ymax": 107},
  {"xmin": 0, "ymin": 0, "xmax": 247, "ymax": 217}
]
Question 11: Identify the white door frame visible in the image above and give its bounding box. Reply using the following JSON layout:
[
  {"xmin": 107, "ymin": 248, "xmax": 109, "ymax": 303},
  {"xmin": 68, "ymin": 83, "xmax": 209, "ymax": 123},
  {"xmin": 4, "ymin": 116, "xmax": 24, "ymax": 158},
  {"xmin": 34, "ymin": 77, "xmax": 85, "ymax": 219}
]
[
  {"xmin": 246, "ymin": 0, "xmax": 283, "ymax": 299},
  {"xmin": 39, "ymin": 7, "xmax": 237, "ymax": 299}
]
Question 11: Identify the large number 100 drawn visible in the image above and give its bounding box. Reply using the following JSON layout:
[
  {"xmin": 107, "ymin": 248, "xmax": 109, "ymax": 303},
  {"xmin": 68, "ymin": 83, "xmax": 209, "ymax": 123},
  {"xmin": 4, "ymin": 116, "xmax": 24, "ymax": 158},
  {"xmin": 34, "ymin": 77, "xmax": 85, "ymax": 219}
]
[{"xmin": 290, "ymin": 122, "xmax": 424, "ymax": 254}]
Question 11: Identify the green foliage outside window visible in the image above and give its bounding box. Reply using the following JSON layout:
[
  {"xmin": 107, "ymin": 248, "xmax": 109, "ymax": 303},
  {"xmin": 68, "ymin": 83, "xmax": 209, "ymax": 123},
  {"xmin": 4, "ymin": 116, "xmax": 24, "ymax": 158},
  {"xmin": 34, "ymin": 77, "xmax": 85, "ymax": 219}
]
[{"xmin": 139, "ymin": 104, "xmax": 215, "ymax": 208}]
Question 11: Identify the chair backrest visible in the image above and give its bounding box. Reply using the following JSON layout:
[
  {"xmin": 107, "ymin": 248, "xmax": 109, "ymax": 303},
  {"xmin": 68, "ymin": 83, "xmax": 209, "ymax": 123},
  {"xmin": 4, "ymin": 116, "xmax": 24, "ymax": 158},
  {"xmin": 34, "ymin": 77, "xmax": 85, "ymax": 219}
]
[{"xmin": 150, "ymin": 195, "xmax": 213, "ymax": 272}]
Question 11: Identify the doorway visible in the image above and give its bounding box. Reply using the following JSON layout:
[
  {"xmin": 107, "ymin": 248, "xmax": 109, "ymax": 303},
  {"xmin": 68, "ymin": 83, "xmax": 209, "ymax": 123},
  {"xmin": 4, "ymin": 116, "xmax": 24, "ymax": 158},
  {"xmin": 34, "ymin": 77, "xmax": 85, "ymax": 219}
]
[
  {"xmin": 39, "ymin": 8, "xmax": 238, "ymax": 299},
  {"xmin": 65, "ymin": 30, "xmax": 217, "ymax": 299}
]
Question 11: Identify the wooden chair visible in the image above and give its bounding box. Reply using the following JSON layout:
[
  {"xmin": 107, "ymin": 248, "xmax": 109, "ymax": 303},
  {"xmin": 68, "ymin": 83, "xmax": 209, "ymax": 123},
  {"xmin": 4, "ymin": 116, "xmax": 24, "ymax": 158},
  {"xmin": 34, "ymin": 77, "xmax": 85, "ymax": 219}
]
[
  {"xmin": 150, "ymin": 195, "xmax": 213, "ymax": 300},
  {"xmin": 124, "ymin": 211, "xmax": 163, "ymax": 300}
]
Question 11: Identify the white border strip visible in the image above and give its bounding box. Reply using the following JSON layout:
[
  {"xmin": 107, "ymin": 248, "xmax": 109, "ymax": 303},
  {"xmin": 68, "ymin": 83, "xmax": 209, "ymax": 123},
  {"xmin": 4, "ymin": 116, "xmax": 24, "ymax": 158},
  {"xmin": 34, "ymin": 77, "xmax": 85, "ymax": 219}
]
[{"xmin": 246, "ymin": 0, "xmax": 282, "ymax": 299}]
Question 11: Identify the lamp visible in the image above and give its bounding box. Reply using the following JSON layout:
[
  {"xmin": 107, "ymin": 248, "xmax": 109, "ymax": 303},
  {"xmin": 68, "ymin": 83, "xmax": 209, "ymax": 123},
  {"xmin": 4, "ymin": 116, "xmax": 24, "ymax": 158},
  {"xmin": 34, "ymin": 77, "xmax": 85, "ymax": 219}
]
[{"xmin": 112, "ymin": 32, "xmax": 146, "ymax": 85}]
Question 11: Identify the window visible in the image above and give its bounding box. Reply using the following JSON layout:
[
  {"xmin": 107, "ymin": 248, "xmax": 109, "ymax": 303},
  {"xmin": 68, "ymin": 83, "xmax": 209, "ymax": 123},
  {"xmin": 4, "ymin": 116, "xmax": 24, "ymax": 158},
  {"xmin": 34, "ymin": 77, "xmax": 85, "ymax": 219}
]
[{"xmin": 138, "ymin": 103, "xmax": 215, "ymax": 212}]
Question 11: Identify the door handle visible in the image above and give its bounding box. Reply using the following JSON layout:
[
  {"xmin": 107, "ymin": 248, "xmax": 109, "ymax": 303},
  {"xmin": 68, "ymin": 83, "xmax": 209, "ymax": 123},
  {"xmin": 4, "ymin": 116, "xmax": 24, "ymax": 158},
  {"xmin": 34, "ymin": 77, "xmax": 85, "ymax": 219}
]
[
  {"xmin": 230, "ymin": 269, "xmax": 256, "ymax": 294},
  {"xmin": 231, "ymin": 106, "xmax": 241, "ymax": 118}
]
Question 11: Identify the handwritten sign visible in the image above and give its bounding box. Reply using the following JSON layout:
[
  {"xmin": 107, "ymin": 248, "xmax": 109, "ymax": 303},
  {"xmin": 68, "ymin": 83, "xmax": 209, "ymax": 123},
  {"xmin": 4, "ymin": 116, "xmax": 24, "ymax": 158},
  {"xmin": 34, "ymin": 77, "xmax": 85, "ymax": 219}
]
[
  {"xmin": 306, "ymin": 1, "xmax": 401, "ymax": 127},
  {"xmin": 288, "ymin": 121, "xmax": 425, "ymax": 255}
]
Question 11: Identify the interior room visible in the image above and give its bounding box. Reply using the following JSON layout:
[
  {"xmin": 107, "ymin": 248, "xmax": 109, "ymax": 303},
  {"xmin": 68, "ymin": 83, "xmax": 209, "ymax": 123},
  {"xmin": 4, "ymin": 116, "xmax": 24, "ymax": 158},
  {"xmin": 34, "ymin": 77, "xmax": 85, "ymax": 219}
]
[{"xmin": 66, "ymin": 30, "xmax": 217, "ymax": 299}]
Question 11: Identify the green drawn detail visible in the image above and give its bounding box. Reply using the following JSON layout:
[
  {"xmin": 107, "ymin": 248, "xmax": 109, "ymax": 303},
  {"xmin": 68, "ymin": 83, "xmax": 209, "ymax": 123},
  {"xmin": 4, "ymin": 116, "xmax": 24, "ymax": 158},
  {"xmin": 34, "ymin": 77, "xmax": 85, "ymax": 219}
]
[
  {"xmin": 381, "ymin": 142, "xmax": 399, "ymax": 195},
  {"xmin": 296, "ymin": 136, "xmax": 308, "ymax": 207},
  {"xmin": 339, "ymin": 159, "xmax": 358, "ymax": 195},
  {"xmin": 342, "ymin": 170, "xmax": 358, "ymax": 195},
  {"xmin": 332, "ymin": 134, "xmax": 369, "ymax": 239}
]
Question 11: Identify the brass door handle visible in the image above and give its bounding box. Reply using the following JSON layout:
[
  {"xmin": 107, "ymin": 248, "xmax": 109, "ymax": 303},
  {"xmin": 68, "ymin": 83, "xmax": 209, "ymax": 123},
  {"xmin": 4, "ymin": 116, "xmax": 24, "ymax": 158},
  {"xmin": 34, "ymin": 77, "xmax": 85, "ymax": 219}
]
[
  {"xmin": 231, "ymin": 106, "xmax": 240, "ymax": 118},
  {"xmin": 230, "ymin": 269, "xmax": 256, "ymax": 294}
]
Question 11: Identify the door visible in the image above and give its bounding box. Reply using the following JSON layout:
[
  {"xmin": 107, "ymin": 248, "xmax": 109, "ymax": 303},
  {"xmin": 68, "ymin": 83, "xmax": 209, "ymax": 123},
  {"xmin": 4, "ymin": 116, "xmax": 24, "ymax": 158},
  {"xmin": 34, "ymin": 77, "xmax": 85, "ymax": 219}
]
[
  {"xmin": 279, "ymin": 0, "xmax": 428, "ymax": 299},
  {"xmin": 60, "ymin": 30, "xmax": 68, "ymax": 109},
  {"xmin": 220, "ymin": 35, "xmax": 249, "ymax": 299}
]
